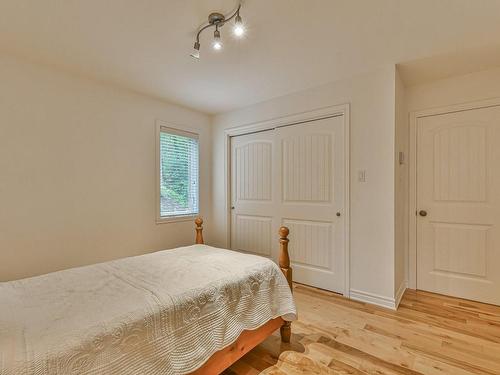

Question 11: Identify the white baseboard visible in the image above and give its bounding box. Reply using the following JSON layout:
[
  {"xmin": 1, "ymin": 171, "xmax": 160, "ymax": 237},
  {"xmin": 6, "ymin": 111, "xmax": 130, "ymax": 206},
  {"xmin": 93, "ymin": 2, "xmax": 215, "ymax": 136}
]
[
  {"xmin": 350, "ymin": 289, "xmax": 398, "ymax": 310},
  {"xmin": 350, "ymin": 282, "xmax": 408, "ymax": 310},
  {"xmin": 394, "ymin": 281, "xmax": 408, "ymax": 309}
]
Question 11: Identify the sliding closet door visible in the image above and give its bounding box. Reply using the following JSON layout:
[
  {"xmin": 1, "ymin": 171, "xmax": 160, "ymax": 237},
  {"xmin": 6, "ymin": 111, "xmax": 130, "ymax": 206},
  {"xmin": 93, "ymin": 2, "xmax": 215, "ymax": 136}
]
[
  {"xmin": 230, "ymin": 115, "xmax": 346, "ymax": 293},
  {"xmin": 230, "ymin": 130, "xmax": 278, "ymax": 258},
  {"xmin": 276, "ymin": 116, "xmax": 345, "ymax": 292}
]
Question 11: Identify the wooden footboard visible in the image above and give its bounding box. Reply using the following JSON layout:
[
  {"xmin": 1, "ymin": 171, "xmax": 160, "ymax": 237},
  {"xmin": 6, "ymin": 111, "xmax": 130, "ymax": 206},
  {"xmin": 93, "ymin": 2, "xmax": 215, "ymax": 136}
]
[
  {"xmin": 191, "ymin": 218, "xmax": 292, "ymax": 374},
  {"xmin": 190, "ymin": 317, "xmax": 284, "ymax": 375}
]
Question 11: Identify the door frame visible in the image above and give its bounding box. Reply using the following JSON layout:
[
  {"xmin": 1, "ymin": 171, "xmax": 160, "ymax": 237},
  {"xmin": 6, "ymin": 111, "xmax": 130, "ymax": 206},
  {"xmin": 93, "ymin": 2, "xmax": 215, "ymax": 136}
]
[
  {"xmin": 223, "ymin": 104, "xmax": 351, "ymax": 296},
  {"xmin": 408, "ymin": 97, "xmax": 500, "ymax": 289}
]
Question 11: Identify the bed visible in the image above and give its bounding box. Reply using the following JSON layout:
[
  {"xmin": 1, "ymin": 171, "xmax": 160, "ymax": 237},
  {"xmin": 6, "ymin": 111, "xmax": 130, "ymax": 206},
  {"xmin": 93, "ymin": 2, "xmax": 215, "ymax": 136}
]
[{"xmin": 0, "ymin": 218, "xmax": 296, "ymax": 375}]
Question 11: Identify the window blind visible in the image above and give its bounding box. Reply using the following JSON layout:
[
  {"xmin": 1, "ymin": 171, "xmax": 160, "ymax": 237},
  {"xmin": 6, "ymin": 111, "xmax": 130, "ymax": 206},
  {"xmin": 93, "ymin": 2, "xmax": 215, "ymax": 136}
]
[{"xmin": 159, "ymin": 127, "xmax": 199, "ymax": 217}]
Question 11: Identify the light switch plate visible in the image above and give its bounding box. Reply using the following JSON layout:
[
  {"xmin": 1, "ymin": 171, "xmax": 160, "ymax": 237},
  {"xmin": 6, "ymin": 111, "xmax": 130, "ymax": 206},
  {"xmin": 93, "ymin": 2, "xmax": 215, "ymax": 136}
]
[
  {"xmin": 399, "ymin": 151, "xmax": 405, "ymax": 165},
  {"xmin": 358, "ymin": 170, "xmax": 367, "ymax": 182}
]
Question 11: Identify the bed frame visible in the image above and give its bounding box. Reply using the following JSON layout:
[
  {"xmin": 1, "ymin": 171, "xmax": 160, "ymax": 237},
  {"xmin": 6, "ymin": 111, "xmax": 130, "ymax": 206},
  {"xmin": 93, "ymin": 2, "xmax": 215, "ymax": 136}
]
[{"xmin": 191, "ymin": 217, "xmax": 292, "ymax": 375}]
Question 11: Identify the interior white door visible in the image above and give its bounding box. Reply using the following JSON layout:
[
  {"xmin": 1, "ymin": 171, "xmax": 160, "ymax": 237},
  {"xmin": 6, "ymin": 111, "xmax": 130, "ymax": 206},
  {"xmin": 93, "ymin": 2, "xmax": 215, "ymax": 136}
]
[
  {"xmin": 416, "ymin": 106, "xmax": 500, "ymax": 305},
  {"xmin": 230, "ymin": 115, "xmax": 346, "ymax": 293}
]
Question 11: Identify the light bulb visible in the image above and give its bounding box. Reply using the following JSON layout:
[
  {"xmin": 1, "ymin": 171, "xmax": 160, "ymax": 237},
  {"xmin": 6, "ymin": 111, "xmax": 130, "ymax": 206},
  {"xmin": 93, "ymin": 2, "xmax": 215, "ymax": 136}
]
[
  {"xmin": 233, "ymin": 14, "xmax": 245, "ymax": 37},
  {"xmin": 213, "ymin": 40, "xmax": 222, "ymax": 50},
  {"xmin": 233, "ymin": 24, "xmax": 244, "ymax": 37},
  {"xmin": 212, "ymin": 29, "xmax": 222, "ymax": 51}
]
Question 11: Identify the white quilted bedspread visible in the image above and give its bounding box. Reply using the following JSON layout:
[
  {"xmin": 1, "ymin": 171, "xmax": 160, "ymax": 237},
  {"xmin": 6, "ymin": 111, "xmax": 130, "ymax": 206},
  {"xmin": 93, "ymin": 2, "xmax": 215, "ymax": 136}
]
[{"xmin": 0, "ymin": 245, "xmax": 296, "ymax": 375}]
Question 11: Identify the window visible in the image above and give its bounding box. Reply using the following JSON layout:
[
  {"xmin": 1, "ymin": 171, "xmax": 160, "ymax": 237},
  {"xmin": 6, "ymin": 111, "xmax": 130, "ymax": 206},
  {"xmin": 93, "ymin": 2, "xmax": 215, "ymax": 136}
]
[{"xmin": 157, "ymin": 125, "xmax": 199, "ymax": 221}]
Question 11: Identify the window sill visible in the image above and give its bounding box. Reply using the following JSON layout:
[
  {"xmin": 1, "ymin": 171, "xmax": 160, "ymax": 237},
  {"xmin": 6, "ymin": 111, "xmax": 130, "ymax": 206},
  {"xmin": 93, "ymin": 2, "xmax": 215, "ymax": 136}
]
[{"xmin": 156, "ymin": 214, "xmax": 198, "ymax": 225}]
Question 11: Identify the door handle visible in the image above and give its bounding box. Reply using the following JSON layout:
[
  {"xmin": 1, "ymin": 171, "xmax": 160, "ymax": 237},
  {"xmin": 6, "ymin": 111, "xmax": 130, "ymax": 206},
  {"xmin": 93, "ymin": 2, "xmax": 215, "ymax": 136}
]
[
  {"xmin": 336, "ymin": 212, "xmax": 341, "ymax": 217},
  {"xmin": 419, "ymin": 210, "xmax": 427, "ymax": 217}
]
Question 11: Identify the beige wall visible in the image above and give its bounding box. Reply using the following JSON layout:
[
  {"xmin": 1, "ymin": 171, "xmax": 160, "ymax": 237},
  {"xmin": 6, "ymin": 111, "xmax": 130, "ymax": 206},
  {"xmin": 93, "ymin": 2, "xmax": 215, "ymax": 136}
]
[
  {"xmin": 0, "ymin": 55, "xmax": 212, "ymax": 281},
  {"xmin": 407, "ymin": 65, "xmax": 500, "ymax": 112},
  {"xmin": 211, "ymin": 66, "xmax": 398, "ymax": 302},
  {"xmin": 394, "ymin": 69, "xmax": 408, "ymax": 297}
]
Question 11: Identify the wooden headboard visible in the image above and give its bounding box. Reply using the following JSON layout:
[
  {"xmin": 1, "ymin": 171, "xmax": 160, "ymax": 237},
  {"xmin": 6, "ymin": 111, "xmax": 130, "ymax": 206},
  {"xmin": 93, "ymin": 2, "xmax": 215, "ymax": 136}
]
[{"xmin": 195, "ymin": 217, "xmax": 204, "ymax": 245}]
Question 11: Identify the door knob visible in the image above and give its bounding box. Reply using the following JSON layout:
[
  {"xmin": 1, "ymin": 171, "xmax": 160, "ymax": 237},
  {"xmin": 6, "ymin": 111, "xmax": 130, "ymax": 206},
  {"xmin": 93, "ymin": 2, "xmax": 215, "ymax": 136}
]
[
  {"xmin": 336, "ymin": 212, "xmax": 341, "ymax": 217},
  {"xmin": 231, "ymin": 206, "xmax": 235, "ymax": 210},
  {"xmin": 419, "ymin": 210, "xmax": 427, "ymax": 217}
]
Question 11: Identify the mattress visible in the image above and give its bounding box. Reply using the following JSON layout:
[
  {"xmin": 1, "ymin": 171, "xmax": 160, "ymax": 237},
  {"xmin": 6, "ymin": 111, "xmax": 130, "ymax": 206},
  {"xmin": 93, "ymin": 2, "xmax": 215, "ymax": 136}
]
[{"xmin": 0, "ymin": 245, "xmax": 296, "ymax": 375}]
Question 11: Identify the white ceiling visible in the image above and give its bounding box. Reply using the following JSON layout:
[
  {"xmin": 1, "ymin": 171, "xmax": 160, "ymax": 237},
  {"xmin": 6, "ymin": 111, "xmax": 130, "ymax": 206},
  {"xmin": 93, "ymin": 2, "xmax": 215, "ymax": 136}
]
[{"xmin": 1, "ymin": 0, "xmax": 500, "ymax": 114}]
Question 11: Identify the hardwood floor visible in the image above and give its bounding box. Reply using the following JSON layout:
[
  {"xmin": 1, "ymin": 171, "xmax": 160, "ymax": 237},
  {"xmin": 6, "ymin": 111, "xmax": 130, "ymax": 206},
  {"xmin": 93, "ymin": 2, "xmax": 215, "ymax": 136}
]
[{"xmin": 224, "ymin": 284, "xmax": 500, "ymax": 374}]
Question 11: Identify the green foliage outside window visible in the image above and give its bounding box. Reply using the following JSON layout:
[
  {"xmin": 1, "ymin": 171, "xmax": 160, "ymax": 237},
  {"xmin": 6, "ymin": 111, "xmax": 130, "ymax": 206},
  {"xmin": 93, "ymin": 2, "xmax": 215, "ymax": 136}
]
[{"xmin": 159, "ymin": 131, "xmax": 199, "ymax": 216}]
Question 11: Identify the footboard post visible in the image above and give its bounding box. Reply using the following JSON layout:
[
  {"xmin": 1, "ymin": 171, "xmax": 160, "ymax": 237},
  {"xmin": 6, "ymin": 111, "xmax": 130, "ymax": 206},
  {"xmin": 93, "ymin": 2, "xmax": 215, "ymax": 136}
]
[
  {"xmin": 278, "ymin": 226, "xmax": 292, "ymax": 343},
  {"xmin": 195, "ymin": 217, "xmax": 204, "ymax": 244}
]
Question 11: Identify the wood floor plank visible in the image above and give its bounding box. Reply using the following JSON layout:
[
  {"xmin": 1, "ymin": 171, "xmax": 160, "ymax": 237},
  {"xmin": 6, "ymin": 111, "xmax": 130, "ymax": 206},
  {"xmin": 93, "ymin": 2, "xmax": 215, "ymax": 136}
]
[{"xmin": 228, "ymin": 285, "xmax": 500, "ymax": 375}]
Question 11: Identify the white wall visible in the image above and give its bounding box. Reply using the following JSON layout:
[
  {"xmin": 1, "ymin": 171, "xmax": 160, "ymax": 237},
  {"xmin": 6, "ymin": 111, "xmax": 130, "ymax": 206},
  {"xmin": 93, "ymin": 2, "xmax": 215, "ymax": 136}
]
[
  {"xmin": 394, "ymin": 69, "xmax": 408, "ymax": 299},
  {"xmin": 212, "ymin": 66, "xmax": 398, "ymax": 302},
  {"xmin": 0, "ymin": 55, "xmax": 212, "ymax": 281}
]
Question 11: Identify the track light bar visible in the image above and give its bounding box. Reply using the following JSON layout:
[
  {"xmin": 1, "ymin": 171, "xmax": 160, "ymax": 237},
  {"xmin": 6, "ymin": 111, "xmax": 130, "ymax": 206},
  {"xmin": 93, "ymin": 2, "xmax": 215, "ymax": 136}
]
[{"xmin": 190, "ymin": 3, "xmax": 245, "ymax": 59}]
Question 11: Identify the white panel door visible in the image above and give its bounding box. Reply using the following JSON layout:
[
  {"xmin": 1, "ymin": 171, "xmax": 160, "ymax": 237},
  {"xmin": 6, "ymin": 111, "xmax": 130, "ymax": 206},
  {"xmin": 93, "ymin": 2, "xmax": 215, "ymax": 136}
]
[
  {"xmin": 417, "ymin": 106, "xmax": 500, "ymax": 305},
  {"xmin": 277, "ymin": 116, "xmax": 345, "ymax": 292},
  {"xmin": 230, "ymin": 130, "xmax": 277, "ymax": 258},
  {"xmin": 230, "ymin": 115, "xmax": 346, "ymax": 293}
]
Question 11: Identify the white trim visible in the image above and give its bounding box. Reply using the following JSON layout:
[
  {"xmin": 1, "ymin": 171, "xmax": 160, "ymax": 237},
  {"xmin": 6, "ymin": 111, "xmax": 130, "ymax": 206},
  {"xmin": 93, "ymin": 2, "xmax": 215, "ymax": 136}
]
[
  {"xmin": 350, "ymin": 289, "xmax": 398, "ymax": 310},
  {"xmin": 395, "ymin": 281, "xmax": 408, "ymax": 308},
  {"xmin": 224, "ymin": 105, "xmax": 347, "ymax": 137},
  {"xmin": 158, "ymin": 125, "xmax": 199, "ymax": 139},
  {"xmin": 223, "ymin": 104, "xmax": 351, "ymax": 297},
  {"xmin": 343, "ymin": 106, "xmax": 351, "ymax": 299},
  {"xmin": 410, "ymin": 97, "xmax": 500, "ymax": 119},
  {"xmin": 224, "ymin": 132, "xmax": 231, "ymax": 247},
  {"xmin": 155, "ymin": 214, "xmax": 198, "ymax": 224},
  {"xmin": 408, "ymin": 97, "xmax": 500, "ymax": 289},
  {"xmin": 409, "ymin": 111, "xmax": 418, "ymax": 289},
  {"xmin": 155, "ymin": 119, "xmax": 201, "ymax": 224}
]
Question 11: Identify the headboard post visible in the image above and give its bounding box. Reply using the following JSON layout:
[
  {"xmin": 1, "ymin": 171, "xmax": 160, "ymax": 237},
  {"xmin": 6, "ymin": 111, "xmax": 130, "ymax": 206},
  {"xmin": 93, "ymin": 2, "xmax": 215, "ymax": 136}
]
[
  {"xmin": 278, "ymin": 226, "xmax": 292, "ymax": 290},
  {"xmin": 278, "ymin": 226, "xmax": 292, "ymax": 343},
  {"xmin": 195, "ymin": 217, "xmax": 204, "ymax": 244}
]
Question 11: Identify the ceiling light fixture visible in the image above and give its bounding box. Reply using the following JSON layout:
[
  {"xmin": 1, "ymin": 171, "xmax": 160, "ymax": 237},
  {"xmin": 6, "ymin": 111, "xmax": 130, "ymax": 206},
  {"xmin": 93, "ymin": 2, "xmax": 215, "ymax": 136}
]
[{"xmin": 190, "ymin": 2, "xmax": 244, "ymax": 59}]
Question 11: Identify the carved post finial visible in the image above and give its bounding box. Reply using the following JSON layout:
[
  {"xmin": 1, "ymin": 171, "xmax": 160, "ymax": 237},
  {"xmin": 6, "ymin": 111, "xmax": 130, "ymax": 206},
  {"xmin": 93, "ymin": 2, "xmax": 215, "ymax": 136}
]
[
  {"xmin": 195, "ymin": 217, "xmax": 204, "ymax": 244},
  {"xmin": 279, "ymin": 226, "xmax": 289, "ymax": 239}
]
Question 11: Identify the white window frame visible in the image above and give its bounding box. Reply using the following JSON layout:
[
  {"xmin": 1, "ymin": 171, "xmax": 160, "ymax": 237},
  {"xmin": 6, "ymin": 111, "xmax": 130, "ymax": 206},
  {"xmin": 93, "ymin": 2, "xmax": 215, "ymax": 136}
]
[{"xmin": 156, "ymin": 120, "xmax": 200, "ymax": 224}]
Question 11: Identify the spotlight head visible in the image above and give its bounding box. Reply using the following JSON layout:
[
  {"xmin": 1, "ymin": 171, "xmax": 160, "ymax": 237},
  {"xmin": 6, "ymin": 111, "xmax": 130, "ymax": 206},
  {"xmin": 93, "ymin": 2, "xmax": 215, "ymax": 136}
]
[
  {"xmin": 233, "ymin": 14, "xmax": 245, "ymax": 37},
  {"xmin": 190, "ymin": 41, "xmax": 200, "ymax": 59},
  {"xmin": 212, "ymin": 29, "xmax": 222, "ymax": 51}
]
